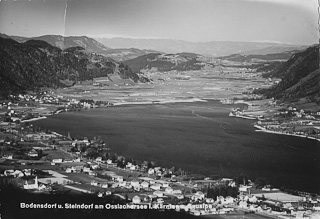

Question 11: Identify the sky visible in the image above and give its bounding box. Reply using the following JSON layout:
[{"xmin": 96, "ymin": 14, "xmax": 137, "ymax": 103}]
[{"xmin": 0, "ymin": 0, "xmax": 318, "ymax": 45}]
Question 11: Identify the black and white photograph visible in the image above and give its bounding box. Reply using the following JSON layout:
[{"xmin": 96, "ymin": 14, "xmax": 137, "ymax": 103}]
[{"xmin": 0, "ymin": 0, "xmax": 319, "ymax": 218}]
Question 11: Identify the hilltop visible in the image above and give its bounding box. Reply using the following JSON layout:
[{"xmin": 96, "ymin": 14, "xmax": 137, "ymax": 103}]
[
  {"xmin": 0, "ymin": 37, "xmax": 140, "ymax": 97},
  {"xmin": 124, "ymin": 52, "xmax": 209, "ymax": 73}
]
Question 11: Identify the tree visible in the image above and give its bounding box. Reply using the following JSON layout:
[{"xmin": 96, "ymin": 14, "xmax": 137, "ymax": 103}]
[{"xmin": 255, "ymin": 178, "xmax": 268, "ymax": 189}]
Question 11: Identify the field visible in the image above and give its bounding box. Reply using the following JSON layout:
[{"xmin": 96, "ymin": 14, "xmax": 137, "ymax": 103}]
[
  {"xmin": 254, "ymin": 192, "xmax": 303, "ymax": 202},
  {"xmin": 55, "ymin": 68, "xmax": 266, "ymax": 104}
]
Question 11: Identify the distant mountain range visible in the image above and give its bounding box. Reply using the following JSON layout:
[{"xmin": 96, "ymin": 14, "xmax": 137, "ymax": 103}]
[
  {"xmin": 124, "ymin": 52, "xmax": 208, "ymax": 73},
  {"xmin": 217, "ymin": 50, "xmax": 300, "ymax": 62},
  {"xmin": 95, "ymin": 37, "xmax": 308, "ymax": 57},
  {"xmin": 102, "ymin": 48, "xmax": 160, "ymax": 61},
  {"xmin": 0, "ymin": 33, "xmax": 111, "ymax": 53},
  {"xmin": 0, "ymin": 37, "xmax": 140, "ymax": 97},
  {"xmin": 0, "ymin": 34, "xmax": 162, "ymax": 61},
  {"xmin": 255, "ymin": 45, "xmax": 320, "ymax": 105}
]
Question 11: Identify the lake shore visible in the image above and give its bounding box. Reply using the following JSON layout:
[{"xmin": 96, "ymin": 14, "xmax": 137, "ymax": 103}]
[{"xmin": 254, "ymin": 125, "xmax": 320, "ymax": 142}]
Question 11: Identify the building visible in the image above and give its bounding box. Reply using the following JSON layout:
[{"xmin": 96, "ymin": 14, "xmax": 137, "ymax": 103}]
[{"xmin": 23, "ymin": 176, "xmax": 38, "ymax": 190}]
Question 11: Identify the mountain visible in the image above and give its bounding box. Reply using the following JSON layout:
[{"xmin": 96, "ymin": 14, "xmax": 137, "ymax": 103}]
[
  {"xmin": 242, "ymin": 45, "xmax": 308, "ymax": 55},
  {"xmin": 1, "ymin": 34, "xmax": 111, "ymax": 53},
  {"xmin": 123, "ymin": 52, "xmax": 207, "ymax": 73},
  {"xmin": 217, "ymin": 50, "xmax": 301, "ymax": 62},
  {"xmin": 255, "ymin": 45, "xmax": 320, "ymax": 104},
  {"xmin": 102, "ymin": 48, "xmax": 160, "ymax": 61},
  {"xmin": 95, "ymin": 37, "xmax": 306, "ymax": 57},
  {"xmin": 0, "ymin": 37, "xmax": 140, "ymax": 97}
]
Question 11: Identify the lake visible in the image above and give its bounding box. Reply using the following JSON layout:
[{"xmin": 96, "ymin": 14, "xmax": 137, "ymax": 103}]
[{"xmin": 32, "ymin": 100, "xmax": 320, "ymax": 193}]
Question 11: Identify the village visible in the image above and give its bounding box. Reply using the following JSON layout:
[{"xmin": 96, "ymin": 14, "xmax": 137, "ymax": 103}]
[
  {"xmin": 1, "ymin": 92, "xmax": 320, "ymax": 219},
  {"xmin": 228, "ymin": 99, "xmax": 320, "ymax": 142}
]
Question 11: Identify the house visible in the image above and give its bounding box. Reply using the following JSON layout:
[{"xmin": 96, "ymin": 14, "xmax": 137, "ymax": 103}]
[
  {"xmin": 162, "ymin": 182, "xmax": 169, "ymax": 188},
  {"xmin": 141, "ymin": 181, "xmax": 149, "ymax": 188},
  {"xmin": 27, "ymin": 149, "xmax": 38, "ymax": 157},
  {"xmin": 52, "ymin": 159, "xmax": 63, "ymax": 164},
  {"xmin": 172, "ymin": 189, "xmax": 182, "ymax": 194},
  {"xmin": 130, "ymin": 165, "xmax": 137, "ymax": 171},
  {"xmin": 23, "ymin": 169, "xmax": 32, "ymax": 176},
  {"xmin": 91, "ymin": 181, "xmax": 98, "ymax": 186},
  {"xmin": 101, "ymin": 183, "xmax": 108, "ymax": 188},
  {"xmin": 88, "ymin": 171, "xmax": 96, "ymax": 176},
  {"xmin": 148, "ymin": 168, "xmax": 155, "ymax": 175},
  {"xmin": 4, "ymin": 169, "xmax": 15, "ymax": 176},
  {"xmin": 95, "ymin": 157, "xmax": 103, "ymax": 162},
  {"xmin": 130, "ymin": 180, "xmax": 140, "ymax": 187},
  {"xmin": 132, "ymin": 195, "xmax": 141, "ymax": 204},
  {"xmin": 113, "ymin": 176, "xmax": 123, "ymax": 182},
  {"xmin": 13, "ymin": 170, "xmax": 24, "ymax": 178},
  {"xmin": 192, "ymin": 191, "xmax": 205, "ymax": 201},
  {"xmin": 23, "ymin": 176, "xmax": 39, "ymax": 190},
  {"xmin": 133, "ymin": 185, "xmax": 141, "ymax": 191},
  {"xmin": 224, "ymin": 196, "xmax": 235, "ymax": 204},
  {"xmin": 150, "ymin": 183, "xmax": 161, "ymax": 190},
  {"xmin": 165, "ymin": 187, "xmax": 173, "ymax": 193},
  {"xmin": 119, "ymin": 181, "xmax": 127, "ymax": 187},
  {"xmin": 90, "ymin": 164, "xmax": 99, "ymax": 170},
  {"xmin": 2, "ymin": 154, "xmax": 13, "ymax": 159},
  {"xmin": 205, "ymin": 198, "xmax": 214, "ymax": 203},
  {"xmin": 248, "ymin": 195, "xmax": 258, "ymax": 203},
  {"xmin": 83, "ymin": 167, "xmax": 91, "ymax": 173},
  {"xmin": 153, "ymin": 190, "xmax": 164, "ymax": 197},
  {"xmin": 239, "ymin": 185, "xmax": 252, "ymax": 192},
  {"xmin": 97, "ymin": 192, "xmax": 104, "ymax": 198},
  {"xmin": 177, "ymin": 195, "xmax": 184, "ymax": 200},
  {"xmin": 238, "ymin": 200, "xmax": 248, "ymax": 208}
]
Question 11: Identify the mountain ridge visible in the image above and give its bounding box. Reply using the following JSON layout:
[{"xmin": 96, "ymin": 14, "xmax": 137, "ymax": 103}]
[
  {"xmin": 95, "ymin": 37, "xmax": 308, "ymax": 57},
  {"xmin": 254, "ymin": 45, "xmax": 320, "ymax": 105},
  {"xmin": 0, "ymin": 37, "xmax": 140, "ymax": 97}
]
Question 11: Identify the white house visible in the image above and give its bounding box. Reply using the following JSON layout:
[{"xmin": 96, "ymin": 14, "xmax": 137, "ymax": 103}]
[
  {"xmin": 13, "ymin": 170, "xmax": 24, "ymax": 178},
  {"xmin": 52, "ymin": 159, "xmax": 63, "ymax": 163},
  {"xmin": 141, "ymin": 181, "xmax": 149, "ymax": 188},
  {"xmin": 4, "ymin": 169, "xmax": 14, "ymax": 176},
  {"xmin": 119, "ymin": 181, "xmax": 127, "ymax": 187},
  {"xmin": 150, "ymin": 183, "xmax": 161, "ymax": 190},
  {"xmin": 95, "ymin": 157, "xmax": 103, "ymax": 162},
  {"xmin": 27, "ymin": 149, "xmax": 38, "ymax": 157},
  {"xmin": 162, "ymin": 182, "xmax": 169, "ymax": 188},
  {"xmin": 165, "ymin": 187, "xmax": 173, "ymax": 193},
  {"xmin": 192, "ymin": 191, "xmax": 205, "ymax": 201},
  {"xmin": 132, "ymin": 195, "xmax": 141, "ymax": 204},
  {"xmin": 153, "ymin": 190, "xmax": 164, "ymax": 197},
  {"xmin": 248, "ymin": 195, "xmax": 258, "ymax": 203},
  {"xmin": 130, "ymin": 180, "xmax": 140, "ymax": 187},
  {"xmin": 148, "ymin": 168, "xmax": 155, "ymax": 175},
  {"xmin": 2, "ymin": 154, "xmax": 13, "ymax": 159},
  {"xmin": 23, "ymin": 176, "xmax": 39, "ymax": 190},
  {"xmin": 101, "ymin": 183, "xmax": 108, "ymax": 188},
  {"xmin": 91, "ymin": 181, "xmax": 98, "ymax": 186},
  {"xmin": 83, "ymin": 167, "xmax": 91, "ymax": 173},
  {"xmin": 224, "ymin": 196, "xmax": 235, "ymax": 204}
]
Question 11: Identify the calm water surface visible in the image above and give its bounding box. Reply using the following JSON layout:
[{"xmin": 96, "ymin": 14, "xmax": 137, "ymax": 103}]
[{"xmin": 33, "ymin": 101, "xmax": 320, "ymax": 193}]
